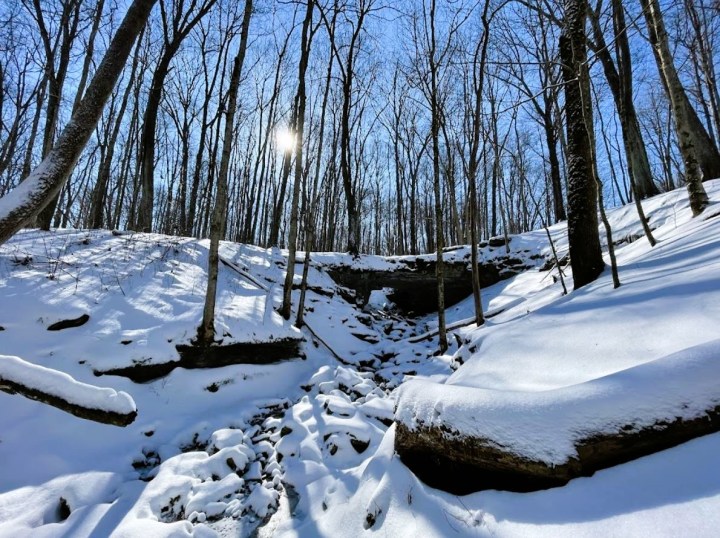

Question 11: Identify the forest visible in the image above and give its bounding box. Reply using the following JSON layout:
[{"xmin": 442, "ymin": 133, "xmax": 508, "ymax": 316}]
[
  {"xmin": 0, "ymin": 0, "xmax": 717, "ymax": 257},
  {"xmin": 1, "ymin": 0, "xmax": 720, "ymax": 536}
]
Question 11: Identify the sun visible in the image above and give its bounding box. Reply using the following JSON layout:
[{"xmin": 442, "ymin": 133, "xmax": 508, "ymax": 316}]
[{"xmin": 276, "ymin": 128, "xmax": 296, "ymax": 153}]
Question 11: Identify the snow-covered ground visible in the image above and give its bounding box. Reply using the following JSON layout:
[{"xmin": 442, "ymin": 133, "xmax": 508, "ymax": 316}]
[{"xmin": 1, "ymin": 181, "xmax": 719, "ymax": 536}]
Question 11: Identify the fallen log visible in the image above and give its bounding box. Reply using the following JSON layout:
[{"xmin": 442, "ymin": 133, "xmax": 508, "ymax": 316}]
[
  {"xmin": 0, "ymin": 355, "xmax": 137, "ymax": 427},
  {"xmin": 47, "ymin": 313, "xmax": 90, "ymax": 331}
]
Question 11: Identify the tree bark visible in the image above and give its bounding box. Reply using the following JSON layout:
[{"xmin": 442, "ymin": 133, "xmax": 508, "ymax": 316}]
[
  {"xmin": 642, "ymin": 0, "xmax": 719, "ymax": 190},
  {"xmin": 320, "ymin": 0, "xmax": 370, "ymax": 255},
  {"xmin": 0, "ymin": 374, "xmax": 136, "ymax": 427},
  {"xmin": 34, "ymin": 0, "xmax": 82, "ymax": 230},
  {"xmin": 641, "ymin": 0, "xmax": 709, "ymax": 214},
  {"xmin": 428, "ymin": 0, "xmax": 447, "ymax": 352},
  {"xmin": 464, "ymin": 0, "xmax": 492, "ymax": 327},
  {"xmin": 198, "ymin": 0, "xmax": 252, "ymax": 344},
  {"xmin": 560, "ymin": 0, "xmax": 604, "ymax": 290},
  {"xmin": 683, "ymin": 0, "xmax": 720, "ymax": 144},
  {"xmin": 89, "ymin": 31, "xmax": 143, "ymax": 229},
  {"xmin": 281, "ymin": 0, "xmax": 315, "ymax": 320},
  {"xmin": 588, "ymin": 0, "xmax": 659, "ymax": 199},
  {"xmin": 136, "ymin": 0, "xmax": 217, "ymax": 233},
  {"xmin": 588, "ymin": 1, "xmax": 656, "ymax": 246}
]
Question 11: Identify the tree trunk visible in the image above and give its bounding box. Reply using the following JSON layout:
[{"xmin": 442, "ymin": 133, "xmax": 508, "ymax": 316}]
[
  {"xmin": 20, "ymin": 79, "xmax": 47, "ymax": 182},
  {"xmin": 198, "ymin": 0, "xmax": 252, "ymax": 344},
  {"xmin": 543, "ymin": 107, "xmax": 566, "ymax": 221},
  {"xmin": 683, "ymin": 0, "xmax": 720, "ymax": 144},
  {"xmin": 136, "ymin": 53, "xmax": 173, "ymax": 231},
  {"xmin": 641, "ymin": 0, "xmax": 709, "ymax": 214},
  {"xmin": 588, "ymin": 2, "xmax": 656, "ymax": 245},
  {"xmin": 560, "ymin": 0, "xmax": 604, "ymax": 290},
  {"xmin": 427, "ymin": 0, "xmax": 447, "ymax": 353},
  {"xmin": 322, "ymin": 1, "xmax": 369, "ymax": 256},
  {"xmin": 465, "ymin": 0, "xmax": 492, "ymax": 327},
  {"xmin": 89, "ymin": 32, "xmax": 143, "ymax": 229},
  {"xmin": 35, "ymin": 0, "xmax": 82, "ymax": 230},
  {"xmin": 588, "ymin": 1, "xmax": 659, "ymax": 199},
  {"xmin": 281, "ymin": 0, "xmax": 315, "ymax": 320},
  {"xmin": 642, "ymin": 0, "xmax": 719, "ymax": 190},
  {"xmin": 136, "ymin": 0, "xmax": 218, "ymax": 233}
]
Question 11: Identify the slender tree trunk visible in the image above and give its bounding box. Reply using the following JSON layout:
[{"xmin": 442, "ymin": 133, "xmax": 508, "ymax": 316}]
[
  {"xmin": 321, "ymin": 1, "xmax": 369, "ymax": 256},
  {"xmin": 683, "ymin": 0, "xmax": 720, "ymax": 144},
  {"xmin": 588, "ymin": 1, "xmax": 659, "ymax": 199},
  {"xmin": 262, "ymin": 28, "xmax": 294, "ymax": 246},
  {"xmin": 35, "ymin": 0, "xmax": 82, "ymax": 230},
  {"xmin": 198, "ymin": 23, "xmax": 249, "ymax": 344},
  {"xmin": 281, "ymin": 0, "xmax": 315, "ymax": 320},
  {"xmin": 588, "ymin": 3, "xmax": 656, "ymax": 244},
  {"xmin": 465, "ymin": 0, "xmax": 492, "ymax": 327},
  {"xmin": 136, "ymin": 0, "xmax": 217, "ymax": 233},
  {"xmin": 21, "ymin": 79, "xmax": 48, "ymax": 182},
  {"xmin": 427, "ymin": 0, "xmax": 447, "ymax": 353},
  {"xmin": 136, "ymin": 53, "xmax": 173, "ymax": 231},
  {"xmin": 642, "ymin": 0, "xmax": 719, "ymax": 192},
  {"xmin": 588, "ymin": 86, "xmax": 620, "ymax": 288},
  {"xmin": 543, "ymin": 107, "xmax": 566, "ymax": 221},
  {"xmin": 296, "ymin": 32, "xmax": 333, "ymax": 326},
  {"xmin": 269, "ymin": 104, "xmax": 297, "ymax": 247},
  {"xmin": 89, "ymin": 33, "xmax": 142, "ymax": 229},
  {"xmin": 71, "ymin": 0, "xmax": 105, "ymax": 113}
]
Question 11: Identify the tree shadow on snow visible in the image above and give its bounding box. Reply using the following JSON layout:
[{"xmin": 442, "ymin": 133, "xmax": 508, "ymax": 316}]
[{"xmin": 479, "ymin": 432, "xmax": 720, "ymax": 525}]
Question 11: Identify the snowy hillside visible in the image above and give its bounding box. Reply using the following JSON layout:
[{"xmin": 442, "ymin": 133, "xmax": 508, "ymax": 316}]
[{"xmin": 1, "ymin": 181, "xmax": 719, "ymax": 536}]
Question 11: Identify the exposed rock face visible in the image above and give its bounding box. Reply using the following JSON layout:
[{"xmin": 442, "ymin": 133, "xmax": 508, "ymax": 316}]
[
  {"xmin": 96, "ymin": 338, "xmax": 303, "ymax": 383},
  {"xmin": 176, "ymin": 339, "xmax": 303, "ymax": 368},
  {"xmin": 395, "ymin": 404, "xmax": 720, "ymax": 494},
  {"xmin": 327, "ymin": 255, "xmax": 535, "ymax": 315}
]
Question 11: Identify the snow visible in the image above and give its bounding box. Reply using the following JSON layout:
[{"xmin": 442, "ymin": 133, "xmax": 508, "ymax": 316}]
[
  {"xmin": 1, "ymin": 180, "xmax": 720, "ymax": 536},
  {"xmin": 397, "ymin": 339, "xmax": 720, "ymax": 464},
  {"xmin": 395, "ymin": 183, "xmax": 720, "ymax": 464},
  {"xmin": 0, "ymin": 158, "xmax": 61, "ymax": 222},
  {"xmin": 0, "ymin": 232, "xmax": 301, "ymax": 372},
  {"xmin": 0, "ymin": 354, "xmax": 136, "ymax": 416}
]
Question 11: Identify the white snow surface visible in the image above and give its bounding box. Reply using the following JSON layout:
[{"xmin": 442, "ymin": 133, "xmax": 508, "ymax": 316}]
[
  {"xmin": 397, "ymin": 339, "xmax": 720, "ymax": 464},
  {"xmin": 1, "ymin": 180, "xmax": 720, "ymax": 537},
  {"xmin": 395, "ymin": 181, "xmax": 720, "ymax": 465},
  {"xmin": 0, "ymin": 354, "xmax": 136, "ymax": 415}
]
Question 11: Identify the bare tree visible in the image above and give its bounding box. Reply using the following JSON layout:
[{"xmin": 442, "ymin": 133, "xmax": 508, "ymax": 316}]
[
  {"xmin": 680, "ymin": 0, "xmax": 720, "ymax": 145},
  {"xmin": 88, "ymin": 27, "xmax": 145, "ymax": 229},
  {"xmin": 641, "ymin": 0, "xmax": 708, "ymax": 215},
  {"xmin": 587, "ymin": 0, "xmax": 656, "ymax": 245},
  {"xmin": 135, "ymin": 0, "xmax": 218, "ymax": 232},
  {"xmin": 0, "ymin": 0, "xmax": 158, "ymax": 245},
  {"xmin": 24, "ymin": 0, "xmax": 83, "ymax": 230},
  {"xmin": 459, "ymin": 0, "xmax": 494, "ymax": 327},
  {"xmin": 587, "ymin": 0, "xmax": 659, "ymax": 200},
  {"xmin": 497, "ymin": 2, "xmax": 566, "ymax": 223},
  {"xmin": 319, "ymin": 0, "xmax": 377, "ymax": 255},
  {"xmin": 411, "ymin": 0, "xmax": 469, "ymax": 352},
  {"xmin": 281, "ymin": 0, "xmax": 316, "ymax": 320},
  {"xmin": 198, "ymin": 0, "xmax": 252, "ymax": 345}
]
